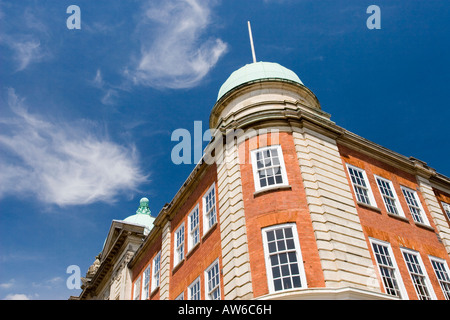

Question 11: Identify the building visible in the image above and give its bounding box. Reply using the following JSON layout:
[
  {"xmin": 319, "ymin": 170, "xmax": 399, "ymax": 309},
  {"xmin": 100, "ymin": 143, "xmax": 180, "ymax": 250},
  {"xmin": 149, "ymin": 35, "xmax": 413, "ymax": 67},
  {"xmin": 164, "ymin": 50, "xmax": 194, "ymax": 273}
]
[
  {"xmin": 75, "ymin": 61, "xmax": 450, "ymax": 300},
  {"xmin": 75, "ymin": 198, "xmax": 155, "ymax": 300}
]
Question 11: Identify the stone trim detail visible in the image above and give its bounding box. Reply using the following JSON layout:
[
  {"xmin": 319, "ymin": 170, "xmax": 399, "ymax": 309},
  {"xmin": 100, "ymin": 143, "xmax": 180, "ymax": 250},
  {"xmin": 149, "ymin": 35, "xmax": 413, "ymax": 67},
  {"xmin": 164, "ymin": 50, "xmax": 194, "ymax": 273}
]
[
  {"xmin": 293, "ymin": 126, "xmax": 381, "ymax": 292},
  {"xmin": 159, "ymin": 220, "xmax": 171, "ymax": 300},
  {"xmin": 216, "ymin": 142, "xmax": 253, "ymax": 299},
  {"xmin": 416, "ymin": 176, "xmax": 450, "ymax": 255}
]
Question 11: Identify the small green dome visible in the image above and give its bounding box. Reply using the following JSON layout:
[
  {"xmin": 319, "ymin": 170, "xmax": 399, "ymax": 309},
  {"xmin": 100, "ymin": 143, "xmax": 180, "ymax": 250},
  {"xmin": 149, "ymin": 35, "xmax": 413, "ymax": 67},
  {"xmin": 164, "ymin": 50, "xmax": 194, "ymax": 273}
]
[
  {"xmin": 217, "ymin": 61, "xmax": 303, "ymax": 101},
  {"xmin": 123, "ymin": 197, "xmax": 155, "ymax": 235}
]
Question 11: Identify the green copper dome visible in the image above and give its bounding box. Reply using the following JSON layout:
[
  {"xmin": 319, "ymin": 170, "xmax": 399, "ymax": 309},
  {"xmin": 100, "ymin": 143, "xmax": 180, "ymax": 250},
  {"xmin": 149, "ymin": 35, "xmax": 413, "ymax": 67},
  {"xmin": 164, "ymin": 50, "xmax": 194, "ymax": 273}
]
[
  {"xmin": 217, "ymin": 61, "xmax": 303, "ymax": 101},
  {"xmin": 123, "ymin": 197, "xmax": 155, "ymax": 236}
]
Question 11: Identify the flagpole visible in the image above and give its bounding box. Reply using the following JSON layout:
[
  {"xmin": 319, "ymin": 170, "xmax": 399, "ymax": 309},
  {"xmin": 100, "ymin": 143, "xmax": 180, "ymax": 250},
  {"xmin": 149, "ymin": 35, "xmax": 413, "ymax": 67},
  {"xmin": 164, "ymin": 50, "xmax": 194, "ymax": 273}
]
[{"xmin": 247, "ymin": 21, "xmax": 257, "ymax": 63}]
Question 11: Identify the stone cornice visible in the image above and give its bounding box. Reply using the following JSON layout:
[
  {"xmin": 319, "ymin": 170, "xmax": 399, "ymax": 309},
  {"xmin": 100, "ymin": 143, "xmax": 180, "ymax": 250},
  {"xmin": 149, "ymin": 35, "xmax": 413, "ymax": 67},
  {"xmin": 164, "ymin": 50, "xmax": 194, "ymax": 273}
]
[
  {"xmin": 79, "ymin": 222, "xmax": 145, "ymax": 299},
  {"xmin": 430, "ymin": 173, "xmax": 450, "ymax": 195},
  {"xmin": 336, "ymin": 130, "xmax": 438, "ymax": 179},
  {"xmin": 213, "ymin": 92, "xmax": 449, "ymax": 186},
  {"xmin": 210, "ymin": 80, "xmax": 321, "ymax": 129}
]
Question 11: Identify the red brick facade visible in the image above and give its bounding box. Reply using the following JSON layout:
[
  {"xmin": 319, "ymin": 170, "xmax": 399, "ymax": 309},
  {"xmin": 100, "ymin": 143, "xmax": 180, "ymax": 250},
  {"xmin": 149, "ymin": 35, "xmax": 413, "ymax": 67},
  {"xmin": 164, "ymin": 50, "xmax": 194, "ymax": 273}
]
[
  {"xmin": 238, "ymin": 132, "xmax": 325, "ymax": 296},
  {"xmin": 129, "ymin": 133, "xmax": 450, "ymax": 300},
  {"xmin": 339, "ymin": 144, "xmax": 450, "ymax": 299}
]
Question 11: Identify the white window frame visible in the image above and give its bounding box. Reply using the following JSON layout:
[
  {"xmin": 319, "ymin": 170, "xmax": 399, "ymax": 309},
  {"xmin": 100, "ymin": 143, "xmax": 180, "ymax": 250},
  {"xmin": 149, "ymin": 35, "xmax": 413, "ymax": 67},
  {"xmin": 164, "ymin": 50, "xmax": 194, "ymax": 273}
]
[
  {"xmin": 346, "ymin": 164, "xmax": 377, "ymax": 207},
  {"xmin": 368, "ymin": 238, "xmax": 408, "ymax": 299},
  {"xmin": 261, "ymin": 223, "xmax": 307, "ymax": 293},
  {"xmin": 188, "ymin": 277, "xmax": 201, "ymax": 300},
  {"xmin": 204, "ymin": 259, "xmax": 221, "ymax": 300},
  {"xmin": 133, "ymin": 275, "xmax": 141, "ymax": 300},
  {"xmin": 400, "ymin": 186, "xmax": 430, "ymax": 226},
  {"xmin": 429, "ymin": 256, "xmax": 450, "ymax": 300},
  {"xmin": 400, "ymin": 247, "xmax": 437, "ymax": 300},
  {"xmin": 375, "ymin": 175, "xmax": 405, "ymax": 217},
  {"xmin": 151, "ymin": 251, "xmax": 161, "ymax": 292},
  {"xmin": 142, "ymin": 265, "xmax": 151, "ymax": 300},
  {"xmin": 188, "ymin": 204, "xmax": 200, "ymax": 252},
  {"xmin": 250, "ymin": 145, "xmax": 289, "ymax": 192},
  {"xmin": 441, "ymin": 202, "xmax": 450, "ymax": 221},
  {"xmin": 175, "ymin": 292, "xmax": 184, "ymax": 300},
  {"xmin": 202, "ymin": 183, "xmax": 217, "ymax": 236},
  {"xmin": 174, "ymin": 223, "xmax": 185, "ymax": 267}
]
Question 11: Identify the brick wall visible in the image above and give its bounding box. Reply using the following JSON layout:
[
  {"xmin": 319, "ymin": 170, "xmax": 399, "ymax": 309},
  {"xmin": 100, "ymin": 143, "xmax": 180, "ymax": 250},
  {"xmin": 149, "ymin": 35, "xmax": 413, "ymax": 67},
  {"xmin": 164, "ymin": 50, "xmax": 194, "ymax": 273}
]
[
  {"xmin": 238, "ymin": 131, "xmax": 325, "ymax": 297},
  {"xmin": 169, "ymin": 164, "xmax": 223, "ymax": 299},
  {"xmin": 339, "ymin": 143, "xmax": 450, "ymax": 300}
]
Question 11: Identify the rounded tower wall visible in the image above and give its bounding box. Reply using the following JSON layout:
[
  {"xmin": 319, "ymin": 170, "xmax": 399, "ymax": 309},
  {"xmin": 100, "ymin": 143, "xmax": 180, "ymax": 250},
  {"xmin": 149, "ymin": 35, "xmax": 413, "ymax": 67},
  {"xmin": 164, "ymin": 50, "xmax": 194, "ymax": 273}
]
[{"xmin": 210, "ymin": 81, "xmax": 321, "ymax": 131}]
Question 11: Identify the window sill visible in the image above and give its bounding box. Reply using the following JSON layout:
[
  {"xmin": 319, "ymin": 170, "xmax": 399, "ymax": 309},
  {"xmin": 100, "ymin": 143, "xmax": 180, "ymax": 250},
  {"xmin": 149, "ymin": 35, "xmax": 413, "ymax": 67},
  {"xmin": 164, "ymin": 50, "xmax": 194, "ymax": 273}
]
[
  {"xmin": 202, "ymin": 222, "xmax": 218, "ymax": 240},
  {"xmin": 150, "ymin": 286, "xmax": 159, "ymax": 297},
  {"xmin": 172, "ymin": 259, "xmax": 185, "ymax": 273},
  {"xmin": 414, "ymin": 221, "xmax": 434, "ymax": 231},
  {"xmin": 387, "ymin": 212, "xmax": 409, "ymax": 222},
  {"xmin": 356, "ymin": 201, "xmax": 381, "ymax": 213},
  {"xmin": 186, "ymin": 242, "xmax": 200, "ymax": 258},
  {"xmin": 253, "ymin": 184, "xmax": 291, "ymax": 197}
]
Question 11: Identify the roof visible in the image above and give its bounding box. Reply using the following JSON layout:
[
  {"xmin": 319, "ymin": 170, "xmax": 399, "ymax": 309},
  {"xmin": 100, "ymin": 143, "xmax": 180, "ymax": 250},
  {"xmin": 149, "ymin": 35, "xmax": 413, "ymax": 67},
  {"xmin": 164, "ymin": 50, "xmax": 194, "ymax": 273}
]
[
  {"xmin": 216, "ymin": 61, "xmax": 303, "ymax": 102},
  {"xmin": 122, "ymin": 197, "xmax": 155, "ymax": 236}
]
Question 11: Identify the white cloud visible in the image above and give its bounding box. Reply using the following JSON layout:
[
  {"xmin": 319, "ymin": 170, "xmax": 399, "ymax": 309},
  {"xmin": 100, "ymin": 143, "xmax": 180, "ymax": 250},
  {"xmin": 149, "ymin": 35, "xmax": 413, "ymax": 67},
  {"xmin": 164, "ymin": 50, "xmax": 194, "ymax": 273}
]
[
  {"xmin": 127, "ymin": 0, "xmax": 228, "ymax": 89},
  {"xmin": 92, "ymin": 69, "xmax": 104, "ymax": 88},
  {"xmin": 0, "ymin": 89, "xmax": 147, "ymax": 207},
  {"xmin": 4, "ymin": 293, "xmax": 31, "ymax": 300},
  {"xmin": 1, "ymin": 36, "xmax": 48, "ymax": 71},
  {"xmin": 32, "ymin": 277, "xmax": 64, "ymax": 289},
  {"xmin": 90, "ymin": 69, "xmax": 119, "ymax": 105},
  {"xmin": 0, "ymin": 279, "xmax": 15, "ymax": 289},
  {"xmin": 0, "ymin": 6, "xmax": 51, "ymax": 71}
]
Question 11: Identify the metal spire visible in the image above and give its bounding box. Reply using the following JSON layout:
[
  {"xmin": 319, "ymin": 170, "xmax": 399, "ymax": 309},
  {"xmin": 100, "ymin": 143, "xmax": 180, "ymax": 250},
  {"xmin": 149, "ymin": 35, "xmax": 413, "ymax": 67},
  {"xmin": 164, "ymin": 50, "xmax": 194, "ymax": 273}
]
[{"xmin": 247, "ymin": 21, "xmax": 257, "ymax": 63}]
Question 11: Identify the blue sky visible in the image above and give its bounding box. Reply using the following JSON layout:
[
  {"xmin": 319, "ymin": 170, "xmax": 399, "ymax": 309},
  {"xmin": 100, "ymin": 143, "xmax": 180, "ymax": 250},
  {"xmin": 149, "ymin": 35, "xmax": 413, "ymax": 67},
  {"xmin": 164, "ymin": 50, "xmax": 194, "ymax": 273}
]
[{"xmin": 0, "ymin": 0, "xmax": 449, "ymax": 300}]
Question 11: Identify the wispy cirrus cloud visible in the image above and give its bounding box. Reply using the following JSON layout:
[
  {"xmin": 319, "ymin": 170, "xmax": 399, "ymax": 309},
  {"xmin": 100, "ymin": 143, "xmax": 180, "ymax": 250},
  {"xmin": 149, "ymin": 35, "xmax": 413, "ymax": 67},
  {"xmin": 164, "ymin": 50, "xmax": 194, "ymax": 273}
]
[
  {"xmin": 0, "ymin": 279, "xmax": 15, "ymax": 289},
  {"xmin": 91, "ymin": 69, "xmax": 119, "ymax": 105},
  {"xmin": 4, "ymin": 293, "xmax": 31, "ymax": 300},
  {"xmin": 0, "ymin": 89, "xmax": 147, "ymax": 207},
  {"xmin": 126, "ymin": 0, "xmax": 228, "ymax": 89},
  {"xmin": 0, "ymin": 5, "xmax": 51, "ymax": 71},
  {"xmin": 3, "ymin": 36, "xmax": 48, "ymax": 71}
]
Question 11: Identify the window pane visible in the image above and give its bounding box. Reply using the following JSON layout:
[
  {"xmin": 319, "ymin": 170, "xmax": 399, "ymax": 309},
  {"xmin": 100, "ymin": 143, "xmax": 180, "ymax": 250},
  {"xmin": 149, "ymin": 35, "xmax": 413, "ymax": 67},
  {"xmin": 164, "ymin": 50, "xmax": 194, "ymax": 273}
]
[
  {"xmin": 403, "ymin": 251, "xmax": 432, "ymax": 300},
  {"xmin": 290, "ymin": 263, "xmax": 299, "ymax": 275},
  {"xmin": 260, "ymin": 178, "xmax": 267, "ymax": 187},
  {"xmin": 274, "ymin": 279, "xmax": 282, "ymax": 291},
  {"xmin": 348, "ymin": 166, "xmax": 372, "ymax": 205},
  {"xmin": 377, "ymin": 178, "xmax": 400, "ymax": 215},
  {"xmin": 275, "ymin": 229, "xmax": 284, "ymax": 239},
  {"xmin": 371, "ymin": 242, "xmax": 402, "ymax": 298},
  {"xmin": 286, "ymin": 239, "xmax": 295, "ymax": 250},
  {"xmin": 206, "ymin": 261, "xmax": 221, "ymax": 300},
  {"xmin": 264, "ymin": 225, "xmax": 303, "ymax": 292},
  {"xmin": 277, "ymin": 240, "xmax": 286, "ymax": 251},
  {"xmin": 272, "ymin": 266, "xmax": 280, "ymax": 278},
  {"xmin": 292, "ymin": 276, "xmax": 301, "ymax": 288},
  {"xmin": 270, "ymin": 255, "xmax": 278, "ymax": 266},
  {"xmin": 288, "ymin": 251, "xmax": 297, "ymax": 263},
  {"xmin": 281, "ymin": 264, "xmax": 290, "ymax": 276},
  {"xmin": 253, "ymin": 147, "xmax": 287, "ymax": 190},
  {"xmin": 283, "ymin": 277, "xmax": 292, "ymax": 289},
  {"xmin": 268, "ymin": 242, "xmax": 277, "ymax": 253}
]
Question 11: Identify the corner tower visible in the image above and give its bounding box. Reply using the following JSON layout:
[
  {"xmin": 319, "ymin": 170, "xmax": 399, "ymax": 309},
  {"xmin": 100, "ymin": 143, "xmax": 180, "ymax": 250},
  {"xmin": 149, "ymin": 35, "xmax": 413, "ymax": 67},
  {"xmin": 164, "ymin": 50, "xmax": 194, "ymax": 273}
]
[{"xmin": 210, "ymin": 61, "xmax": 387, "ymax": 299}]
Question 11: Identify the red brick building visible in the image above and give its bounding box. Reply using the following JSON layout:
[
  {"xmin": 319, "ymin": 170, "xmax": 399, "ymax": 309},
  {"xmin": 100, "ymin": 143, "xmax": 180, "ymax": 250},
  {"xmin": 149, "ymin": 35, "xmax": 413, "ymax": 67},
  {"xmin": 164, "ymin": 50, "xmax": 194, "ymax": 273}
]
[{"xmin": 78, "ymin": 61, "xmax": 450, "ymax": 300}]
